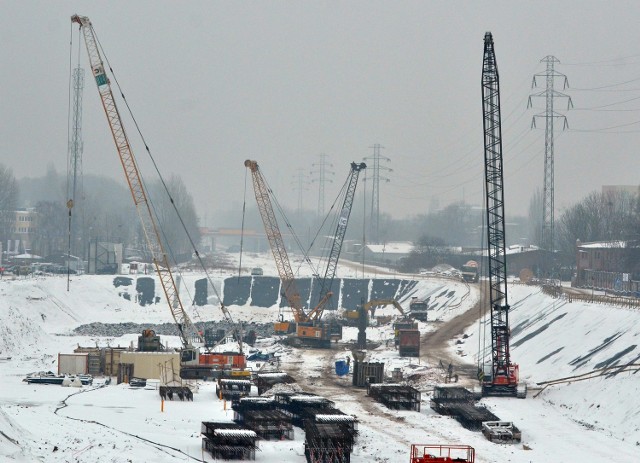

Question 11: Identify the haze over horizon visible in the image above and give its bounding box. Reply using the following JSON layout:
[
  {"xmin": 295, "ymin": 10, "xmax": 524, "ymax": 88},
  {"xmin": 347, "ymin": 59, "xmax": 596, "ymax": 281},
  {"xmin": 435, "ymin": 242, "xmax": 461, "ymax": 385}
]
[{"xmin": 2, "ymin": 1, "xmax": 640, "ymax": 224}]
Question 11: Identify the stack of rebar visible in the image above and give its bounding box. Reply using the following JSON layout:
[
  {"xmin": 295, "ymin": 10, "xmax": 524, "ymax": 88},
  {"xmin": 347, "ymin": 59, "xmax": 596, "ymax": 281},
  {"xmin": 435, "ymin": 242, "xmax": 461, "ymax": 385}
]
[
  {"xmin": 255, "ymin": 371, "xmax": 296, "ymax": 395},
  {"xmin": 304, "ymin": 421, "xmax": 355, "ymax": 463},
  {"xmin": 201, "ymin": 421, "xmax": 258, "ymax": 461},
  {"xmin": 367, "ymin": 383, "xmax": 421, "ymax": 411},
  {"xmin": 274, "ymin": 392, "xmax": 335, "ymax": 427}
]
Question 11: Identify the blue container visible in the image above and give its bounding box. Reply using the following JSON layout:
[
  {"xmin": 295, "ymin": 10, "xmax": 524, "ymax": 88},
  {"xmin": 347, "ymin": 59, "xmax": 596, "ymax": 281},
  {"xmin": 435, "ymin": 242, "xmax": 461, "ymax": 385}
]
[{"xmin": 335, "ymin": 360, "xmax": 349, "ymax": 376}]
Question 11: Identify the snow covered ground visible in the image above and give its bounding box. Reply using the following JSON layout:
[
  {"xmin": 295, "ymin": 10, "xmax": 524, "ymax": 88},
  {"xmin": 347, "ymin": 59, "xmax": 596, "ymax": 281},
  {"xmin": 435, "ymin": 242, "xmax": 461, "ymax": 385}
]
[{"xmin": 1, "ymin": 254, "xmax": 639, "ymax": 462}]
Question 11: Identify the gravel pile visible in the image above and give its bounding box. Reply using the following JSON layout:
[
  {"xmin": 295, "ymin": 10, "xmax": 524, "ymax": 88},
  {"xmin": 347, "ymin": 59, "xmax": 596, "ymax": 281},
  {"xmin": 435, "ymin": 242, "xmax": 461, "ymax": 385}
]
[{"xmin": 73, "ymin": 320, "xmax": 275, "ymax": 338}]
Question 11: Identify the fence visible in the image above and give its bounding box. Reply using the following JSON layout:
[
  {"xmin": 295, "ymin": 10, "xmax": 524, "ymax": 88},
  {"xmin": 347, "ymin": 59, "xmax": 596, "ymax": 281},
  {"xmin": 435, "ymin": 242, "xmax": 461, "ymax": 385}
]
[{"xmin": 541, "ymin": 283, "xmax": 640, "ymax": 310}]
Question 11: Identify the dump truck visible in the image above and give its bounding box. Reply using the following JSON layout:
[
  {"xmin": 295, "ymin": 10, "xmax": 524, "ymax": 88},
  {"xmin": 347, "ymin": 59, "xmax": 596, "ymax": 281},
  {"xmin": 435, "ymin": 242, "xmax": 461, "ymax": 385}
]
[
  {"xmin": 461, "ymin": 260, "xmax": 479, "ymax": 283},
  {"xmin": 398, "ymin": 329, "xmax": 420, "ymax": 357}
]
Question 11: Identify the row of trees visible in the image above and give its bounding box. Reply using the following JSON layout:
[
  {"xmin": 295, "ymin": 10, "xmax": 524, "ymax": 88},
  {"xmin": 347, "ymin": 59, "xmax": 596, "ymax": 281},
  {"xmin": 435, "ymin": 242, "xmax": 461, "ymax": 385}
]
[
  {"xmin": 555, "ymin": 189, "xmax": 640, "ymax": 265},
  {"xmin": 401, "ymin": 189, "xmax": 640, "ymax": 274},
  {"xmin": 0, "ymin": 163, "xmax": 200, "ymax": 264},
  {"xmin": 0, "ymin": 164, "xmax": 19, "ymax": 243}
]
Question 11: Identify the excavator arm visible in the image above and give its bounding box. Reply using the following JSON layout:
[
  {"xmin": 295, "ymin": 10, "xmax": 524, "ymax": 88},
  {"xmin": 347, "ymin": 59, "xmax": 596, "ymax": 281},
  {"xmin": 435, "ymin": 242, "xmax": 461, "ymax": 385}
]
[{"xmin": 364, "ymin": 299, "xmax": 404, "ymax": 316}]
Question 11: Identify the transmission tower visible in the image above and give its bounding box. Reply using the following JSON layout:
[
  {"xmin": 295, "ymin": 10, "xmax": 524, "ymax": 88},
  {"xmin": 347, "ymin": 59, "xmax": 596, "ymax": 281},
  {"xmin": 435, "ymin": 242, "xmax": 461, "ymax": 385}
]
[
  {"xmin": 67, "ymin": 66, "xmax": 85, "ymax": 257},
  {"xmin": 528, "ymin": 56, "xmax": 572, "ymax": 276},
  {"xmin": 292, "ymin": 168, "xmax": 309, "ymax": 214},
  {"xmin": 363, "ymin": 143, "xmax": 391, "ymax": 243},
  {"xmin": 310, "ymin": 154, "xmax": 334, "ymax": 218}
]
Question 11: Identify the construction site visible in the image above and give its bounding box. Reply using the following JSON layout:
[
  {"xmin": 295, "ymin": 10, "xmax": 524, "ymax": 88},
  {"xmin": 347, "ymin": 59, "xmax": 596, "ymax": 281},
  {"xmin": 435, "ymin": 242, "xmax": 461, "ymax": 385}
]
[{"xmin": 2, "ymin": 6, "xmax": 640, "ymax": 463}]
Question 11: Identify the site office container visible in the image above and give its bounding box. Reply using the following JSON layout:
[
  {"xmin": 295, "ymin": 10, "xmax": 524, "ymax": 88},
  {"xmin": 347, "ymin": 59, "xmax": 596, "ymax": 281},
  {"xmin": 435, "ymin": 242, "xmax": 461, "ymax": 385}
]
[
  {"xmin": 58, "ymin": 353, "xmax": 89, "ymax": 375},
  {"xmin": 120, "ymin": 351, "xmax": 180, "ymax": 380},
  {"xmin": 398, "ymin": 329, "xmax": 420, "ymax": 357}
]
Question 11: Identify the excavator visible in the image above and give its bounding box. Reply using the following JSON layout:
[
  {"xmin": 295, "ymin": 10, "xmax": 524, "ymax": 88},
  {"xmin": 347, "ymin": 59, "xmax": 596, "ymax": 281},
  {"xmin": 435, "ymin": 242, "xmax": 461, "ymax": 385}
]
[
  {"xmin": 73, "ymin": 14, "xmax": 248, "ymax": 380},
  {"xmin": 343, "ymin": 298, "xmax": 404, "ymax": 326},
  {"xmin": 245, "ymin": 160, "xmax": 366, "ymax": 347}
]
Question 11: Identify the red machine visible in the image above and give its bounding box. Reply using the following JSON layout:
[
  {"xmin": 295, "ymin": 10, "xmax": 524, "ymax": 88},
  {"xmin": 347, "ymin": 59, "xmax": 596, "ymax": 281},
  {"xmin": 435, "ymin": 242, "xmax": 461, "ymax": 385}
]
[{"xmin": 410, "ymin": 444, "xmax": 475, "ymax": 463}]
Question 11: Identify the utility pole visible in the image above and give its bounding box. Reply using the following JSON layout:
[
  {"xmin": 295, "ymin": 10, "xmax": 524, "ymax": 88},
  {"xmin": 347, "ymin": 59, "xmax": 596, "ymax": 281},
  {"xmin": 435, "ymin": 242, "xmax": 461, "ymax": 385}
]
[
  {"xmin": 310, "ymin": 154, "xmax": 334, "ymax": 219},
  {"xmin": 363, "ymin": 143, "xmax": 391, "ymax": 244},
  {"xmin": 67, "ymin": 65, "xmax": 84, "ymax": 285},
  {"xmin": 292, "ymin": 168, "xmax": 308, "ymax": 214},
  {"xmin": 528, "ymin": 56, "xmax": 572, "ymax": 277}
]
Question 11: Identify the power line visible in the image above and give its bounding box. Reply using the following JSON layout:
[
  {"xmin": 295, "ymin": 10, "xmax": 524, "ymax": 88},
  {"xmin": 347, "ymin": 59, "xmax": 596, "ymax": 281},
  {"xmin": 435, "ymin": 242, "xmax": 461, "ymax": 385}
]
[
  {"xmin": 310, "ymin": 154, "xmax": 334, "ymax": 219},
  {"xmin": 528, "ymin": 55, "xmax": 572, "ymax": 274},
  {"xmin": 292, "ymin": 168, "xmax": 309, "ymax": 214},
  {"xmin": 363, "ymin": 143, "xmax": 391, "ymax": 243}
]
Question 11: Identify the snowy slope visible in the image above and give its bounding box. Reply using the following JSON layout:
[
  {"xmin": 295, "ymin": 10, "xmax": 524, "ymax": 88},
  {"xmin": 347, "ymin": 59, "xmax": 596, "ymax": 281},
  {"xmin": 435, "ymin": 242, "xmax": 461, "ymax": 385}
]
[
  {"xmin": 460, "ymin": 283, "xmax": 640, "ymax": 451},
  {"xmin": 2, "ymin": 265, "xmax": 640, "ymax": 462}
]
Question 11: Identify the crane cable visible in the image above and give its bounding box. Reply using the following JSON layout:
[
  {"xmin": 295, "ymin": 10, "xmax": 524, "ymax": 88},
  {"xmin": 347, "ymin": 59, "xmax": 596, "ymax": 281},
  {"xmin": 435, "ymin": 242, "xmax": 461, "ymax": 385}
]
[
  {"xmin": 306, "ymin": 172, "xmax": 351, "ymax": 277},
  {"xmin": 238, "ymin": 168, "xmax": 248, "ymax": 281},
  {"xmin": 65, "ymin": 23, "xmax": 74, "ymax": 291},
  {"xmin": 91, "ymin": 29, "xmax": 232, "ymax": 329},
  {"xmin": 258, "ymin": 166, "xmax": 319, "ymax": 278},
  {"xmin": 477, "ymin": 176, "xmax": 488, "ymax": 378}
]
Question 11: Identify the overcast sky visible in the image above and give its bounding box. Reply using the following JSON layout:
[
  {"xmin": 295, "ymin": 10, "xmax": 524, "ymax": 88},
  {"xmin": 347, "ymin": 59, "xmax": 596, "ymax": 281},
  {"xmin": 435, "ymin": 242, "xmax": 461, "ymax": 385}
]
[{"xmin": 2, "ymin": 1, "xmax": 640, "ymax": 226}]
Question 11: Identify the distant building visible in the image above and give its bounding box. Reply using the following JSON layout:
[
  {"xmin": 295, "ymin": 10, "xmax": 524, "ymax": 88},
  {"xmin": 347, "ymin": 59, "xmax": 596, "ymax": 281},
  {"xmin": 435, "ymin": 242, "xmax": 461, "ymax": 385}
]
[
  {"xmin": 574, "ymin": 239, "xmax": 640, "ymax": 291},
  {"xmin": 363, "ymin": 242, "xmax": 414, "ymax": 265},
  {"xmin": 7, "ymin": 208, "xmax": 37, "ymax": 255},
  {"xmin": 207, "ymin": 228, "xmax": 269, "ymax": 253}
]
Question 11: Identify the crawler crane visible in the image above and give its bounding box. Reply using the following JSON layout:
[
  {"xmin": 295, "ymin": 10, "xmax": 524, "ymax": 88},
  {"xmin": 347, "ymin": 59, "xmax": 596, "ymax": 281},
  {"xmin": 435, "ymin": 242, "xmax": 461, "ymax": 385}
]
[
  {"xmin": 480, "ymin": 32, "xmax": 525, "ymax": 398},
  {"xmin": 245, "ymin": 160, "xmax": 365, "ymax": 347},
  {"xmin": 73, "ymin": 15, "xmax": 247, "ymax": 379}
]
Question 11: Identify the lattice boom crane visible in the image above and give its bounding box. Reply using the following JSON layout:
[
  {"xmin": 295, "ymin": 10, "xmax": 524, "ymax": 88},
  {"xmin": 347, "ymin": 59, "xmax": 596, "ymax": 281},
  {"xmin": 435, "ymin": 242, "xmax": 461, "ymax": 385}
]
[
  {"xmin": 245, "ymin": 160, "xmax": 305, "ymax": 330},
  {"xmin": 480, "ymin": 32, "xmax": 525, "ymax": 398},
  {"xmin": 71, "ymin": 15, "xmax": 244, "ymax": 379}
]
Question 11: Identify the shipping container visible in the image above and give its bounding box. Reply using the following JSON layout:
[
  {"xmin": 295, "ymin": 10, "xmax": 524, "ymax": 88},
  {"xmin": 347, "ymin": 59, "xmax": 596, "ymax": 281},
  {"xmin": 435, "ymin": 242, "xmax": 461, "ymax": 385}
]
[
  {"xmin": 120, "ymin": 351, "xmax": 180, "ymax": 380},
  {"xmin": 58, "ymin": 353, "xmax": 89, "ymax": 375}
]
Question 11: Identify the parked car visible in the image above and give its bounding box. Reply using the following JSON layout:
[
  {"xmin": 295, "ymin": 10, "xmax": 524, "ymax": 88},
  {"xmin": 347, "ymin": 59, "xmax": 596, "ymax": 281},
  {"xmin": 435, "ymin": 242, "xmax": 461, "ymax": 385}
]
[{"xmin": 251, "ymin": 267, "xmax": 264, "ymax": 276}]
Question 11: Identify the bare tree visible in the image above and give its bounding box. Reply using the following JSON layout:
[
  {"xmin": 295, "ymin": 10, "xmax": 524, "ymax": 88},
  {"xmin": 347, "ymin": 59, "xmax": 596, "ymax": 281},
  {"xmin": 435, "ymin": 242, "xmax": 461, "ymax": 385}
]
[
  {"xmin": 556, "ymin": 190, "xmax": 639, "ymax": 266},
  {"xmin": 32, "ymin": 201, "xmax": 66, "ymax": 256},
  {"xmin": 0, "ymin": 164, "xmax": 19, "ymax": 244},
  {"xmin": 148, "ymin": 175, "xmax": 201, "ymax": 262},
  {"xmin": 528, "ymin": 188, "xmax": 543, "ymax": 248}
]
